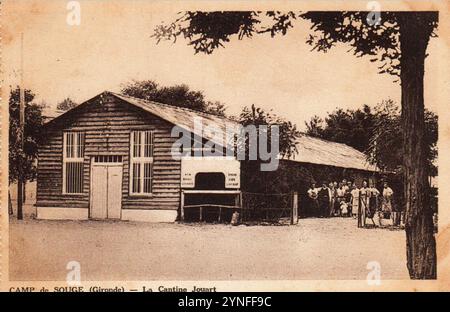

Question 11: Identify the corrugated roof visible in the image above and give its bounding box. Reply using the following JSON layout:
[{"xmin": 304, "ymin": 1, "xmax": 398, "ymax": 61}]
[
  {"xmin": 288, "ymin": 134, "xmax": 378, "ymax": 172},
  {"xmin": 45, "ymin": 91, "xmax": 377, "ymax": 172},
  {"xmin": 111, "ymin": 92, "xmax": 241, "ymax": 147},
  {"xmin": 118, "ymin": 93, "xmax": 377, "ymax": 171}
]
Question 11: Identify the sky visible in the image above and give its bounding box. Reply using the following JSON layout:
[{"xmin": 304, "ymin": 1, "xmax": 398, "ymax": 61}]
[{"xmin": 2, "ymin": 0, "xmax": 441, "ymax": 130}]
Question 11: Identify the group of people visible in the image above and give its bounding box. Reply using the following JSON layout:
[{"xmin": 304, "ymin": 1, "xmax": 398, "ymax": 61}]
[{"xmin": 307, "ymin": 179, "xmax": 395, "ymax": 222}]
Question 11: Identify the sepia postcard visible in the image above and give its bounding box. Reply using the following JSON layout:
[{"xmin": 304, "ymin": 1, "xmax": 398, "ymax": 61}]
[{"xmin": 1, "ymin": 0, "xmax": 449, "ymax": 293}]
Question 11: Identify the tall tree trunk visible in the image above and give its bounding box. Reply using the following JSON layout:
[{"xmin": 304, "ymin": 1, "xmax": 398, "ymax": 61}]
[
  {"xmin": 17, "ymin": 179, "xmax": 23, "ymax": 220},
  {"xmin": 398, "ymin": 12, "xmax": 437, "ymax": 279},
  {"xmin": 23, "ymin": 181, "xmax": 26, "ymax": 204},
  {"xmin": 8, "ymin": 189, "xmax": 13, "ymax": 215}
]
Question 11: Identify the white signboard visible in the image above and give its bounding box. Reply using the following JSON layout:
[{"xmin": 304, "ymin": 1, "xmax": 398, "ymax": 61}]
[{"xmin": 181, "ymin": 157, "xmax": 240, "ymax": 189}]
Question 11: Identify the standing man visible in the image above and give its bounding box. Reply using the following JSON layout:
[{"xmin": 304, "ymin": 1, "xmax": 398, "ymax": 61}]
[
  {"xmin": 350, "ymin": 184, "xmax": 360, "ymax": 219},
  {"xmin": 344, "ymin": 181, "xmax": 353, "ymax": 216},
  {"xmin": 368, "ymin": 181, "xmax": 380, "ymax": 223},
  {"xmin": 328, "ymin": 182, "xmax": 336, "ymax": 217},
  {"xmin": 333, "ymin": 181, "xmax": 339, "ymax": 216},
  {"xmin": 335, "ymin": 182, "xmax": 346, "ymax": 217},
  {"xmin": 359, "ymin": 181, "xmax": 370, "ymax": 226},
  {"xmin": 307, "ymin": 183, "xmax": 319, "ymax": 218},
  {"xmin": 318, "ymin": 183, "xmax": 330, "ymax": 218},
  {"xmin": 382, "ymin": 182, "xmax": 394, "ymax": 225}
]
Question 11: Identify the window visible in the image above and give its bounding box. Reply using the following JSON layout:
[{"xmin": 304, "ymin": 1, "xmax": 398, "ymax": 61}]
[
  {"xmin": 93, "ymin": 155, "xmax": 123, "ymax": 163},
  {"xmin": 130, "ymin": 131, "xmax": 154, "ymax": 195},
  {"xmin": 63, "ymin": 132, "xmax": 85, "ymax": 194},
  {"xmin": 195, "ymin": 172, "xmax": 226, "ymax": 190}
]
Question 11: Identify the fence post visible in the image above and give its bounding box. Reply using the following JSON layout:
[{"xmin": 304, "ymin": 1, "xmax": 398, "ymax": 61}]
[
  {"xmin": 180, "ymin": 190, "xmax": 185, "ymax": 222},
  {"xmin": 361, "ymin": 196, "xmax": 366, "ymax": 228},
  {"xmin": 292, "ymin": 192, "xmax": 298, "ymax": 225},
  {"xmin": 357, "ymin": 194, "xmax": 361, "ymax": 228},
  {"xmin": 239, "ymin": 191, "xmax": 244, "ymax": 222},
  {"xmin": 357, "ymin": 194, "xmax": 366, "ymax": 228}
]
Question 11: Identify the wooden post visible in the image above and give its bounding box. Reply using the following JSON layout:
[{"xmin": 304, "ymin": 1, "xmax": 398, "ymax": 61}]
[
  {"xmin": 239, "ymin": 191, "xmax": 243, "ymax": 222},
  {"xmin": 230, "ymin": 193, "xmax": 240, "ymax": 223},
  {"xmin": 292, "ymin": 192, "xmax": 298, "ymax": 225},
  {"xmin": 199, "ymin": 207, "xmax": 203, "ymax": 222},
  {"xmin": 358, "ymin": 194, "xmax": 367, "ymax": 228},
  {"xmin": 17, "ymin": 32, "xmax": 25, "ymax": 220},
  {"xmin": 357, "ymin": 194, "xmax": 362, "ymax": 228},
  {"xmin": 361, "ymin": 197, "xmax": 366, "ymax": 228},
  {"xmin": 234, "ymin": 193, "xmax": 240, "ymax": 207},
  {"xmin": 180, "ymin": 190, "xmax": 185, "ymax": 221}
]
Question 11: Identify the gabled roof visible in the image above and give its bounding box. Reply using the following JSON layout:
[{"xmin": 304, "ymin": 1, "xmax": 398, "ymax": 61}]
[
  {"xmin": 45, "ymin": 91, "xmax": 377, "ymax": 172},
  {"xmin": 45, "ymin": 91, "xmax": 240, "ymax": 147},
  {"xmin": 288, "ymin": 134, "xmax": 378, "ymax": 172},
  {"xmin": 111, "ymin": 92, "xmax": 241, "ymax": 146}
]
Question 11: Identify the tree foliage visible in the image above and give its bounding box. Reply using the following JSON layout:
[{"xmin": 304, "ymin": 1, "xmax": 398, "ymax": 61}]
[
  {"xmin": 9, "ymin": 87, "xmax": 45, "ymax": 183},
  {"xmin": 56, "ymin": 97, "xmax": 78, "ymax": 112},
  {"xmin": 121, "ymin": 80, "xmax": 226, "ymax": 116},
  {"xmin": 367, "ymin": 100, "xmax": 438, "ymax": 175},
  {"xmin": 153, "ymin": 11, "xmax": 300, "ymax": 54},
  {"xmin": 305, "ymin": 100, "xmax": 438, "ymax": 176},
  {"xmin": 153, "ymin": 11, "xmax": 436, "ymax": 76},
  {"xmin": 238, "ymin": 104, "xmax": 300, "ymax": 159},
  {"xmin": 238, "ymin": 104, "xmax": 300, "ymax": 193},
  {"xmin": 305, "ymin": 104, "xmax": 375, "ymax": 152}
]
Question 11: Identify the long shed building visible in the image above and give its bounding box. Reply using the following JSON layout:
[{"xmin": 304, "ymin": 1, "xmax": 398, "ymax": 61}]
[{"xmin": 36, "ymin": 91, "xmax": 378, "ymax": 222}]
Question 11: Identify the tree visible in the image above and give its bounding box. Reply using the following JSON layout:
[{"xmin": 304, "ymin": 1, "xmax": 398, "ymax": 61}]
[
  {"xmin": 304, "ymin": 115, "xmax": 324, "ymax": 138},
  {"xmin": 237, "ymin": 104, "xmax": 300, "ymax": 193},
  {"xmin": 367, "ymin": 100, "xmax": 438, "ymax": 175},
  {"xmin": 121, "ymin": 80, "xmax": 226, "ymax": 116},
  {"xmin": 9, "ymin": 87, "xmax": 45, "ymax": 184},
  {"xmin": 366, "ymin": 100, "xmax": 402, "ymax": 172},
  {"xmin": 153, "ymin": 11, "xmax": 438, "ymax": 278},
  {"xmin": 305, "ymin": 100, "xmax": 438, "ymax": 176},
  {"xmin": 205, "ymin": 101, "xmax": 227, "ymax": 117},
  {"xmin": 306, "ymin": 105, "xmax": 375, "ymax": 152},
  {"xmin": 239, "ymin": 104, "xmax": 300, "ymax": 159},
  {"xmin": 56, "ymin": 97, "xmax": 78, "ymax": 112}
]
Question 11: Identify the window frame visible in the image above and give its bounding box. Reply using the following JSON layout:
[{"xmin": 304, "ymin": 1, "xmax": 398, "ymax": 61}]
[
  {"xmin": 62, "ymin": 131, "xmax": 85, "ymax": 195},
  {"xmin": 129, "ymin": 130, "xmax": 154, "ymax": 196}
]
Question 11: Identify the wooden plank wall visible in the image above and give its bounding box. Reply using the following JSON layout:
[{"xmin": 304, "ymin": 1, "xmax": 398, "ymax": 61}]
[{"xmin": 36, "ymin": 94, "xmax": 181, "ymax": 211}]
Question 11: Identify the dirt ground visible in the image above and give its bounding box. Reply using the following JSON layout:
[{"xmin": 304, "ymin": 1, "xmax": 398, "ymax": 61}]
[{"xmin": 9, "ymin": 217, "xmax": 409, "ymax": 281}]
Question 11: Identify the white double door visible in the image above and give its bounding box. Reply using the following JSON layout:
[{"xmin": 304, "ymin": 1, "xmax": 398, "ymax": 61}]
[{"xmin": 90, "ymin": 163, "xmax": 123, "ymax": 219}]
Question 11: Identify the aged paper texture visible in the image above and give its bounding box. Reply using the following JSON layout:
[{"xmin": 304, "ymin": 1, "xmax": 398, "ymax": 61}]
[{"xmin": 1, "ymin": 0, "xmax": 449, "ymax": 291}]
